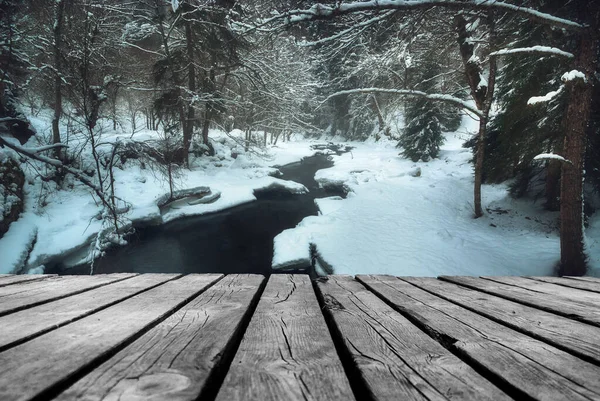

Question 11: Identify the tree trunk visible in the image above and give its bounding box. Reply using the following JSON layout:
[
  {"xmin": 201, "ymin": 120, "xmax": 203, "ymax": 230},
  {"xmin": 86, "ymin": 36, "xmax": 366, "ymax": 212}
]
[
  {"xmin": 245, "ymin": 128, "xmax": 251, "ymax": 152},
  {"xmin": 558, "ymin": 24, "xmax": 598, "ymax": 276},
  {"xmin": 52, "ymin": 0, "xmax": 65, "ymax": 160},
  {"xmin": 370, "ymin": 94, "xmax": 390, "ymax": 137},
  {"xmin": 474, "ymin": 117, "xmax": 486, "ymax": 217},
  {"xmin": 545, "ymin": 160, "xmax": 561, "ymax": 211},
  {"xmin": 183, "ymin": 19, "xmax": 196, "ymax": 167},
  {"xmin": 201, "ymin": 68, "xmax": 216, "ymax": 150},
  {"xmin": 454, "ymin": 13, "xmax": 497, "ymax": 218}
]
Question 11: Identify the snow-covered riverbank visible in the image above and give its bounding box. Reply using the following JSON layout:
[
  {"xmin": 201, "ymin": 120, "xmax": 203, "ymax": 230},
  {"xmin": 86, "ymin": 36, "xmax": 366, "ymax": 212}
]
[
  {"xmin": 0, "ymin": 126, "xmax": 316, "ymax": 274},
  {"xmin": 3, "ymin": 115, "xmax": 599, "ymax": 276},
  {"xmin": 274, "ymin": 117, "xmax": 600, "ymax": 277}
]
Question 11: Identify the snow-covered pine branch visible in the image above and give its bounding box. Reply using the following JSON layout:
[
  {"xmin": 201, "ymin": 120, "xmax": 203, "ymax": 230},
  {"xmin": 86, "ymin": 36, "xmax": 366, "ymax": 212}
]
[
  {"xmin": 259, "ymin": 1, "xmax": 583, "ymax": 32},
  {"xmin": 527, "ymin": 86, "xmax": 564, "ymax": 105},
  {"xmin": 490, "ymin": 46, "xmax": 574, "ymax": 59},
  {"xmin": 561, "ymin": 70, "xmax": 587, "ymax": 84},
  {"xmin": 323, "ymin": 88, "xmax": 483, "ymax": 117},
  {"xmin": 533, "ymin": 153, "xmax": 572, "ymax": 165}
]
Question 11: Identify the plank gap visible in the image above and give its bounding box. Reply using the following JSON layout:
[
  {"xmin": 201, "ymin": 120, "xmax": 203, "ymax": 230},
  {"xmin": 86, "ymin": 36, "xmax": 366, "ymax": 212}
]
[
  {"xmin": 0, "ymin": 274, "xmax": 183, "ymax": 353},
  {"xmin": 0, "ymin": 274, "xmax": 56, "ymax": 288},
  {"xmin": 439, "ymin": 276, "xmax": 600, "ymax": 328},
  {"xmin": 26, "ymin": 274, "xmax": 225, "ymax": 401},
  {"xmin": 194, "ymin": 275, "xmax": 269, "ymax": 401},
  {"xmin": 0, "ymin": 274, "xmax": 138, "ymax": 318},
  {"xmin": 525, "ymin": 276, "xmax": 600, "ymax": 294},
  {"xmin": 312, "ymin": 278, "xmax": 378, "ymax": 401},
  {"xmin": 356, "ymin": 276, "xmax": 530, "ymax": 401},
  {"xmin": 405, "ymin": 277, "xmax": 600, "ymax": 367}
]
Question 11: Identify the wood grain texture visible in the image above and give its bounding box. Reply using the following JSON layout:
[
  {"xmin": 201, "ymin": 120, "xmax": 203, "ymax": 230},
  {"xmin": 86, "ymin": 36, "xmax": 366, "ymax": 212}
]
[
  {"xmin": 565, "ymin": 276, "xmax": 600, "ymax": 284},
  {"xmin": 317, "ymin": 275, "xmax": 508, "ymax": 401},
  {"xmin": 0, "ymin": 274, "xmax": 222, "ymax": 401},
  {"xmin": 484, "ymin": 276, "xmax": 600, "ymax": 304},
  {"xmin": 0, "ymin": 274, "xmax": 56, "ymax": 287},
  {"xmin": 401, "ymin": 276, "xmax": 600, "ymax": 365},
  {"xmin": 441, "ymin": 275, "xmax": 600, "ymax": 326},
  {"xmin": 527, "ymin": 276, "xmax": 600, "ymax": 294},
  {"xmin": 216, "ymin": 274, "xmax": 355, "ymax": 401},
  {"xmin": 55, "ymin": 274, "xmax": 265, "ymax": 401},
  {"xmin": 0, "ymin": 273, "xmax": 137, "ymax": 316},
  {"xmin": 358, "ymin": 275, "xmax": 600, "ymax": 401},
  {"xmin": 0, "ymin": 274, "xmax": 179, "ymax": 351}
]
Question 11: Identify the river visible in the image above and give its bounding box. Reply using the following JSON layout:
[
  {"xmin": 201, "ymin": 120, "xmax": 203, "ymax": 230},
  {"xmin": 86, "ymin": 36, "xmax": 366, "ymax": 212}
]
[{"xmin": 45, "ymin": 151, "xmax": 346, "ymax": 275}]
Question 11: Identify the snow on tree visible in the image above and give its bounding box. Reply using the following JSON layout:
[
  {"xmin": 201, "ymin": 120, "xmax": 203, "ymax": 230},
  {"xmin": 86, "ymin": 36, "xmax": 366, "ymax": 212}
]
[{"xmin": 399, "ymin": 58, "xmax": 445, "ymax": 162}]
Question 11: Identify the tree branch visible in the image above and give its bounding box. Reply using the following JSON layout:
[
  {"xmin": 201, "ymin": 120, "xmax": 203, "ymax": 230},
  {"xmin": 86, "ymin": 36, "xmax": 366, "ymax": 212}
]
[
  {"xmin": 322, "ymin": 88, "xmax": 482, "ymax": 117},
  {"xmin": 0, "ymin": 137, "xmax": 114, "ymax": 208},
  {"xmin": 490, "ymin": 46, "xmax": 574, "ymax": 58},
  {"xmin": 257, "ymin": 1, "xmax": 582, "ymax": 32}
]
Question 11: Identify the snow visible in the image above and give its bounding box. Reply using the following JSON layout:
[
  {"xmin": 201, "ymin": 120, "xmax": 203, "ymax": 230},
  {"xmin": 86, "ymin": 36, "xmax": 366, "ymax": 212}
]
[
  {"xmin": 0, "ymin": 117, "xmax": 316, "ymax": 273},
  {"xmin": 0, "ymin": 217, "xmax": 37, "ymax": 274},
  {"xmin": 561, "ymin": 70, "xmax": 587, "ymax": 83},
  {"xmin": 3, "ymin": 111, "xmax": 598, "ymax": 278},
  {"xmin": 273, "ymin": 116, "xmax": 564, "ymax": 276},
  {"xmin": 325, "ymin": 88, "xmax": 482, "ymax": 117},
  {"xmin": 533, "ymin": 153, "xmax": 568, "ymax": 163},
  {"xmin": 273, "ymin": 1, "xmax": 583, "ymax": 31},
  {"xmin": 527, "ymin": 87, "xmax": 563, "ymax": 105},
  {"xmin": 490, "ymin": 46, "xmax": 574, "ymax": 59}
]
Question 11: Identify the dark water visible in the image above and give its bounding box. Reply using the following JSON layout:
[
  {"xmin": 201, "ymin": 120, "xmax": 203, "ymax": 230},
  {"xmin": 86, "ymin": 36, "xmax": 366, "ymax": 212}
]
[{"xmin": 46, "ymin": 154, "xmax": 344, "ymax": 275}]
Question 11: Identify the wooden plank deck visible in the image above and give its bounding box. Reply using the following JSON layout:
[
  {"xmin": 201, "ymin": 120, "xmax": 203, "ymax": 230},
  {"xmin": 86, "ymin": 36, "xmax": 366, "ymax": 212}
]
[{"xmin": 0, "ymin": 274, "xmax": 599, "ymax": 401}]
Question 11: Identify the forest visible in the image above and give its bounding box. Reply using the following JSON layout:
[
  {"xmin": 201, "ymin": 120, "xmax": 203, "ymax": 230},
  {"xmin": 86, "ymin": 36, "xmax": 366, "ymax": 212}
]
[{"xmin": 0, "ymin": 0, "xmax": 599, "ymax": 277}]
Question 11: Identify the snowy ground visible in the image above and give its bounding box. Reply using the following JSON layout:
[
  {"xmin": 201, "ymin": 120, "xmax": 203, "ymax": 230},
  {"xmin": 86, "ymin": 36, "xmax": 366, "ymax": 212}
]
[
  {"xmin": 2, "ymin": 112, "xmax": 599, "ymax": 276},
  {"xmin": 274, "ymin": 116, "xmax": 600, "ymax": 277},
  {"xmin": 0, "ymin": 117, "xmax": 316, "ymax": 273}
]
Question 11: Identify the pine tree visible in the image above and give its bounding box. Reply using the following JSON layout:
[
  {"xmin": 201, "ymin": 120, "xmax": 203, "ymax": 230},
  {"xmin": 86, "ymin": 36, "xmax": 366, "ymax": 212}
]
[
  {"xmin": 399, "ymin": 61, "xmax": 445, "ymax": 162},
  {"xmin": 485, "ymin": 21, "xmax": 568, "ymax": 196}
]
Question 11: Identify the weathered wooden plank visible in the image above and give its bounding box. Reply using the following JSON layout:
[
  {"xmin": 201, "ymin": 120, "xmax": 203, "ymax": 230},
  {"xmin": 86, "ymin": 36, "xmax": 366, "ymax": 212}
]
[
  {"xmin": 358, "ymin": 275, "xmax": 600, "ymax": 401},
  {"xmin": 401, "ymin": 276, "xmax": 600, "ymax": 365},
  {"xmin": 565, "ymin": 276, "xmax": 600, "ymax": 284},
  {"xmin": 441, "ymin": 276, "xmax": 600, "ymax": 326},
  {"xmin": 484, "ymin": 276, "xmax": 600, "ymax": 304},
  {"xmin": 55, "ymin": 274, "xmax": 264, "ymax": 401},
  {"xmin": 316, "ymin": 275, "xmax": 508, "ymax": 401},
  {"xmin": 0, "ymin": 273, "xmax": 137, "ymax": 316},
  {"xmin": 528, "ymin": 276, "xmax": 600, "ymax": 294},
  {"xmin": 0, "ymin": 274, "xmax": 222, "ymax": 401},
  {"xmin": 0, "ymin": 274, "xmax": 56, "ymax": 287},
  {"xmin": 0, "ymin": 273, "xmax": 179, "ymax": 351},
  {"xmin": 216, "ymin": 274, "xmax": 356, "ymax": 401}
]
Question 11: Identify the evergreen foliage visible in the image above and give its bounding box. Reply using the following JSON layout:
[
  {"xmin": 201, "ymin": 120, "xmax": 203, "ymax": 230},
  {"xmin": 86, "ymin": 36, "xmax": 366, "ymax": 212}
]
[
  {"xmin": 486, "ymin": 23, "xmax": 568, "ymax": 187},
  {"xmin": 398, "ymin": 60, "xmax": 445, "ymax": 162}
]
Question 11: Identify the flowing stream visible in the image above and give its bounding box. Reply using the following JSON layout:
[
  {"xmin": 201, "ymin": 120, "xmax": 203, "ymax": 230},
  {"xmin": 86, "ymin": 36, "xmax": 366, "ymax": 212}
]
[{"xmin": 46, "ymin": 152, "xmax": 345, "ymax": 275}]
